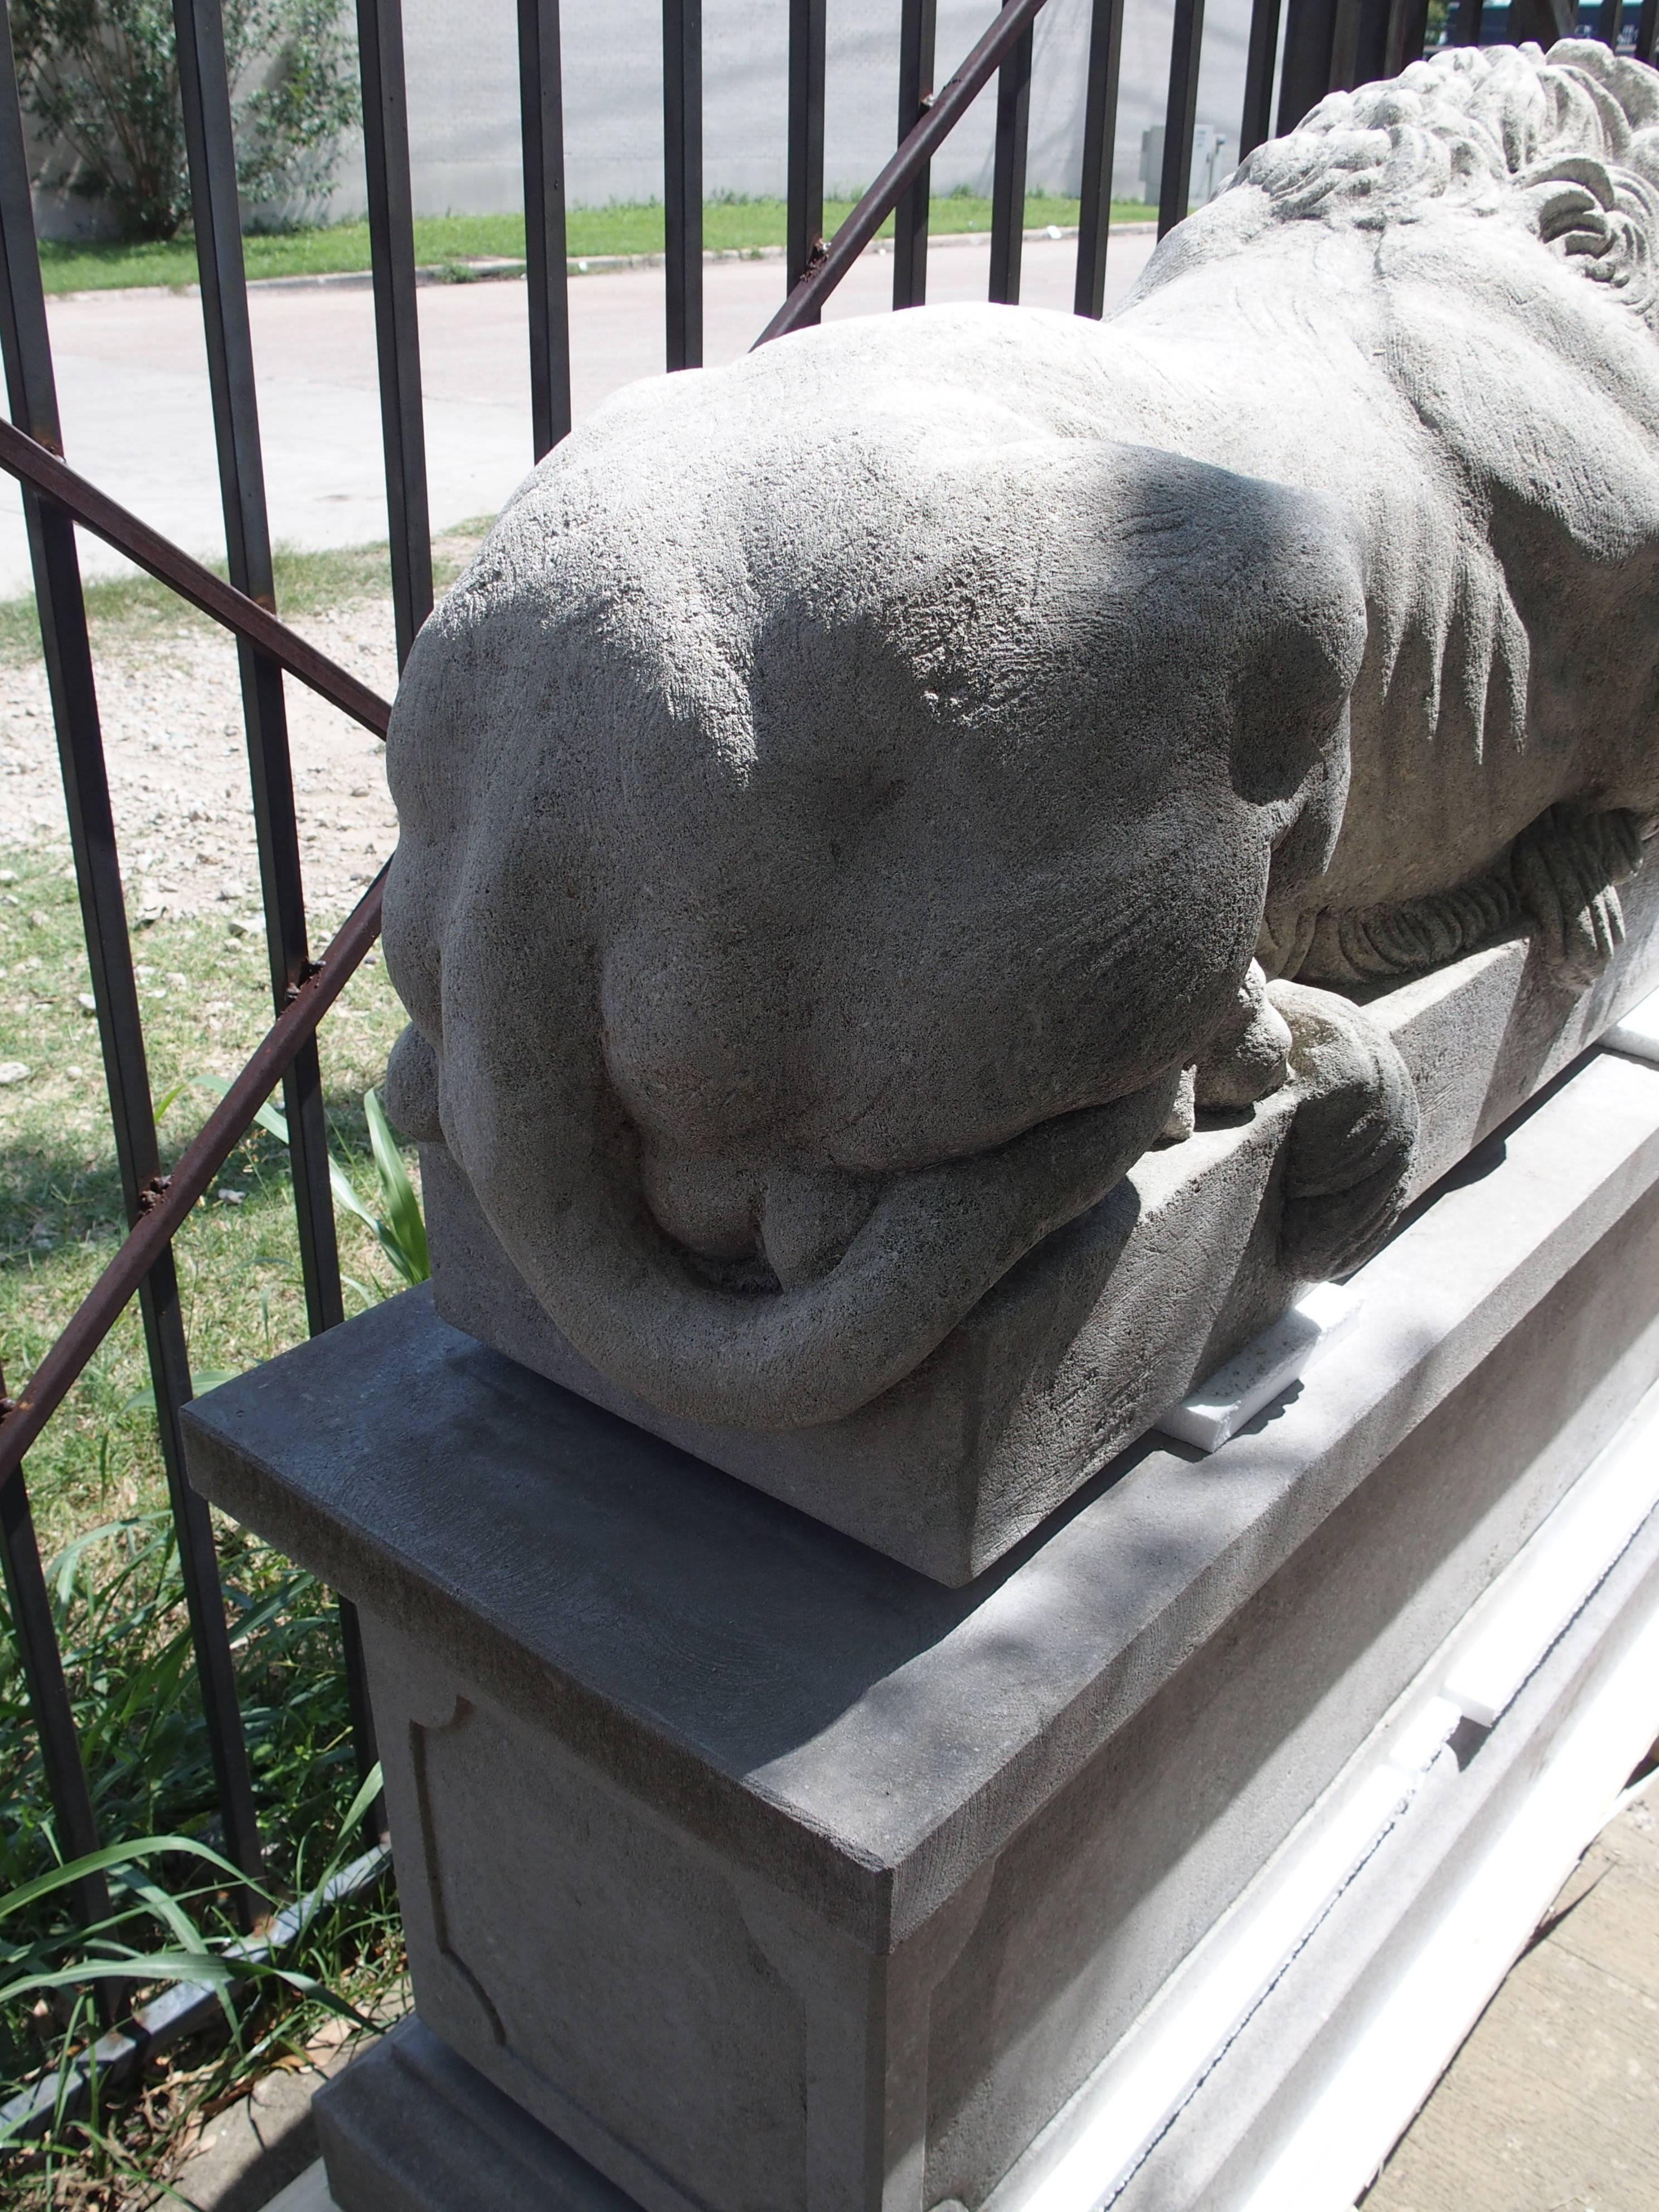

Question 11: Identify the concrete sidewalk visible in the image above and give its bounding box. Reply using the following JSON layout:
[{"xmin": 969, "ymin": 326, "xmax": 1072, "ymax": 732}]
[{"xmin": 4, "ymin": 228, "xmax": 1159, "ymax": 600}]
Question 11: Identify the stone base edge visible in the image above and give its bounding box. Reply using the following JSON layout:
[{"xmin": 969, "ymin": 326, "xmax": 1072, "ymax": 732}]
[{"xmin": 314, "ymin": 2015, "xmax": 639, "ymax": 2212}]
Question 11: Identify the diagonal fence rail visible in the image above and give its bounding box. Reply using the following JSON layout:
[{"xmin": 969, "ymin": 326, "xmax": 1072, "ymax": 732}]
[{"xmin": 0, "ymin": 0, "xmax": 1650, "ymax": 2109}]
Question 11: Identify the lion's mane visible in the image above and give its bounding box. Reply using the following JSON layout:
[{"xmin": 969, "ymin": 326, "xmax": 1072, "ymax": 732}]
[{"xmin": 1234, "ymin": 39, "xmax": 1659, "ymax": 319}]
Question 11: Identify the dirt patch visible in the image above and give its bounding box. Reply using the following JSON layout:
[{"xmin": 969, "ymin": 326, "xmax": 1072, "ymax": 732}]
[
  {"xmin": 0, "ymin": 512, "xmax": 492, "ymax": 942},
  {"xmin": 0, "ymin": 595, "xmax": 405, "ymax": 939}
]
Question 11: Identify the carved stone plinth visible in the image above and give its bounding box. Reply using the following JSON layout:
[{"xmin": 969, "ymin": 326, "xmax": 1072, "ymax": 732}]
[
  {"xmin": 420, "ymin": 870, "xmax": 1659, "ymax": 1584},
  {"xmin": 183, "ymin": 1045, "xmax": 1659, "ymax": 2212}
]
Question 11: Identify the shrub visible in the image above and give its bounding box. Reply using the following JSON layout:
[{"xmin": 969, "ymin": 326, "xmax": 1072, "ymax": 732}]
[{"xmin": 12, "ymin": 0, "xmax": 359, "ymax": 241}]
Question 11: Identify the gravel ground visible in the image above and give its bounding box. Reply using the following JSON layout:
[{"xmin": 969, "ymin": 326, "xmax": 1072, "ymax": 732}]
[{"xmin": 0, "ymin": 589, "xmax": 415, "ymax": 940}]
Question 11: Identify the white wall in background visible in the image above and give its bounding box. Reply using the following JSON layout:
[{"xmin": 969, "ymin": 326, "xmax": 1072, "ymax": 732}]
[{"xmin": 326, "ymin": 0, "xmax": 1256, "ymax": 221}]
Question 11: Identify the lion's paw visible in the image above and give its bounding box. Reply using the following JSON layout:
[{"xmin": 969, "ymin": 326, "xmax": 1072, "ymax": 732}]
[
  {"xmin": 1267, "ymin": 981, "xmax": 1420, "ymax": 1281},
  {"xmin": 1510, "ymin": 803, "xmax": 1645, "ymax": 992}
]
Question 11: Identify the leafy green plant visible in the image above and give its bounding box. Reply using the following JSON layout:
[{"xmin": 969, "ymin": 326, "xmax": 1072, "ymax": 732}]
[
  {"xmin": 0, "ymin": 1795, "xmax": 372, "ymax": 2032},
  {"xmin": 0, "ymin": 1509, "xmax": 402, "ymax": 2194},
  {"xmin": 12, "ymin": 0, "xmax": 360, "ymax": 240},
  {"xmin": 1, "ymin": 1768, "xmax": 385, "ymax": 2205},
  {"xmin": 166, "ymin": 1076, "xmax": 428, "ymax": 1297},
  {"xmin": 332, "ymin": 1088, "xmax": 429, "ymax": 1291}
]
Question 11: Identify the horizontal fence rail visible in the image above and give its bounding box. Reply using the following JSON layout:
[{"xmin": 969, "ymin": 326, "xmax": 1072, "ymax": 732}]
[
  {"xmin": 756, "ymin": 0, "xmax": 1050, "ymax": 345},
  {"xmin": 0, "ymin": 0, "xmax": 1652, "ymax": 2127},
  {"xmin": 0, "ymin": 421, "xmax": 389, "ymax": 736}
]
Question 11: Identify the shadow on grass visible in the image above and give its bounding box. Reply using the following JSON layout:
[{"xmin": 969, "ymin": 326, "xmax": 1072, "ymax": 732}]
[{"xmin": 0, "ymin": 1085, "xmax": 388, "ymax": 1259}]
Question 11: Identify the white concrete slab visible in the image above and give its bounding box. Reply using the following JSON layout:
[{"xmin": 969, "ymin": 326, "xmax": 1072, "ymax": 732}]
[
  {"xmin": 1605, "ymin": 978, "xmax": 1659, "ymax": 1066},
  {"xmin": 1, "ymin": 229, "xmax": 1158, "ymax": 599}
]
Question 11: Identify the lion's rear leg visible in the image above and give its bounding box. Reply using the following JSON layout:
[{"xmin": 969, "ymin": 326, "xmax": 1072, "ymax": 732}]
[{"xmin": 1510, "ymin": 803, "xmax": 1646, "ymax": 991}]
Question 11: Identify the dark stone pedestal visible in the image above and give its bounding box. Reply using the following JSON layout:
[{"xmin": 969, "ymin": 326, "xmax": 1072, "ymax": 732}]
[
  {"xmin": 313, "ymin": 2017, "xmax": 632, "ymax": 2210},
  {"xmin": 183, "ymin": 1049, "xmax": 1659, "ymax": 2212}
]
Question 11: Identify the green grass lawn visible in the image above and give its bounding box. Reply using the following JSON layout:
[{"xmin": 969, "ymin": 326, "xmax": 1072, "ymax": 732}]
[
  {"xmin": 0, "ymin": 841, "xmax": 415, "ymax": 1551},
  {"xmin": 0, "ymin": 525, "xmax": 488, "ymax": 668},
  {"xmin": 36, "ymin": 190, "xmax": 1161, "ymax": 294}
]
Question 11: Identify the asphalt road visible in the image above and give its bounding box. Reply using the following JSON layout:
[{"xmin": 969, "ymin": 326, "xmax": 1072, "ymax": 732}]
[{"xmin": 1, "ymin": 227, "xmax": 1159, "ymax": 601}]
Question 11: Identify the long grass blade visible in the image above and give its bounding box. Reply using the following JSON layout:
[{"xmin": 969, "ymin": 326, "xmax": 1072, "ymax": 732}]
[
  {"xmin": 0, "ymin": 1835, "xmax": 264, "ymax": 1920},
  {"xmin": 365, "ymin": 1090, "xmax": 428, "ymax": 1284},
  {"xmin": 2, "ymin": 1949, "xmax": 236, "ymax": 2002}
]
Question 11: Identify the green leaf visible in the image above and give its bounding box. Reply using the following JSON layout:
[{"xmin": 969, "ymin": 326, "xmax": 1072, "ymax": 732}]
[
  {"xmin": 123, "ymin": 1369, "xmax": 239, "ymax": 1414},
  {"xmin": 328, "ymin": 1764, "xmax": 384, "ymax": 1869},
  {"xmin": 183, "ymin": 1071, "xmax": 289, "ymax": 1143},
  {"xmin": 296, "ymin": 1762, "xmax": 387, "ymax": 1918},
  {"xmin": 328, "ymin": 1154, "xmax": 380, "ymax": 1234},
  {"xmin": 46, "ymin": 1518, "xmax": 144, "ymax": 1606},
  {"xmin": 261, "ymin": 1967, "xmax": 375, "ymax": 2027},
  {"xmin": 365, "ymin": 1088, "xmax": 428, "ymax": 1284},
  {"xmin": 0, "ymin": 1948, "xmax": 235, "ymax": 2004},
  {"xmin": 111, "ymin": 1864, "xmax": 210, "ymax": 1958},
  {"xmin": 0, "ymin": 1833, "xmax": 265, "ymax": 1921}
]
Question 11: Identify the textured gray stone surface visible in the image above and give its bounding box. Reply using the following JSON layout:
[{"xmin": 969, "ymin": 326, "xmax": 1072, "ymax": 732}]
[
  {"xmin": 380, "ymin": 42, "xmax": 1659, "ymax": 1545},
  {"xmin": 187, "ymin": 1050, "xmax": 1659, "ymax": 2212},
  {"xmin": 420, "ymin": 863, "xmax": 1659, "ymax": 1580},
  {"xmin": 314, "ymin": 2019, "xmax": 632, "ymax": 2211}
]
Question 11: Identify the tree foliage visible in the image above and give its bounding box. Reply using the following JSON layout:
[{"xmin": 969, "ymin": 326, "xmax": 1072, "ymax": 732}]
[{"xmin": 12, "ymin": 0, "xmax": 359, "ymax": 240}]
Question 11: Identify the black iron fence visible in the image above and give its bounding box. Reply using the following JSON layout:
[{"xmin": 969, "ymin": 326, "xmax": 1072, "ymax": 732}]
[{"xmin": 0, "ymin": 0, "xmax": 1651, "ymax": 2088}]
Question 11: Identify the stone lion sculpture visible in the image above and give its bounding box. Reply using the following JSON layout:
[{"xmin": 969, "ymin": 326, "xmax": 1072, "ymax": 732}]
[{"xmin": 383, "ymin": 40, "xmax": 1659, "ymax": 1435}]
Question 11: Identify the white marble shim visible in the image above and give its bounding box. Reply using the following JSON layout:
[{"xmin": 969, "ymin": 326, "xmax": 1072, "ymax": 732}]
[{"xmin": 1156, "ymin": 1283, "xmax": 1364, "ymax": 1453}]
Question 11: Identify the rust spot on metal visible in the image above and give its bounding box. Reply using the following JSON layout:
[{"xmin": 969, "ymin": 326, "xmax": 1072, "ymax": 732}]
[{"xmin": 282, "ymin": 958, "xmax": 324, "ymax": 1006}]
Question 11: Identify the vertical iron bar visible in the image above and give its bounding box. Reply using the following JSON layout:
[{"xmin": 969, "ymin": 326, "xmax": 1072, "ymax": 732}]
[
  {"xmin": 176, "ymin": 0, "xmax": 382, "ymax": 1880},
  {"xmin": 893, "ymin": 0, "xmax": 938, "ymax": 309},
  {"xmin": 1073, "ymin": 0, "xmax": 1125, "ymax": 316},
  {"xmin": 1276, "ymin": 0, "xmax": 1341, "ymax": 133},
  {"xmin": 787, "ymin": 0, "xmax": 827, "ymax": 316},
  {"xmin": 356, "ymin": 0, "xmax": 434, "ymax": 662},
  {"xmin": 1327, "ymin": 0, "xmax": 1361, "ymax": 90},
  {"xmin": 337, "ymin": 1593, "xmax": 382, "ymax": 1846},
  {"xmin": 1, "ymin": 2, "xmax": 263, "ymax": 1912},
  {"xmin": 1452, "ymin": 0, "xmax": 1483, "ymax": 45},
  {"xmin": 327, "ymin": 0, "xmax": 419, "ymax": 1826},
  {"xmin": 0, "ymin": 1484, "xmax": 108, "ymax": 1930},
  {"xmin": 0, "ymin": 1352, "xmax": 108, "ymax": 1939},
  {"xmin": 1158, "ymin": 0, "xmax": 1207, "ymax": 238},
  {"xmin": 663, "ymin": 0, "xmax": 703, "ymax": 370},
  {"xmin": 1638, "ymin": 0, "xmax": 1657, "ymax": 58},
  {"xmin": 518, "ymin": 0, "xmax": 572, "ymax": 459},
  {"xmin": 1596, "ymin": 0, "xmax": 1622, "ymax": 42},
  {"xmin": 174, "ymin": 0, "xmax": 343, "ymax": 1336},
  {"xmin": 988, "ymin": 7, "xmax": 1034, "ymax": 304},
  {"xmin": 1348, "ymin": 0, "xmax": 1392, "ymax": 83},
  {"xmin": 1384, "ymin": 0, "xmax": 1432, "ymax": 74},
  {"xmin": 1240, "ymin": 0, "xmax": 1283, "ymax": 156}
]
